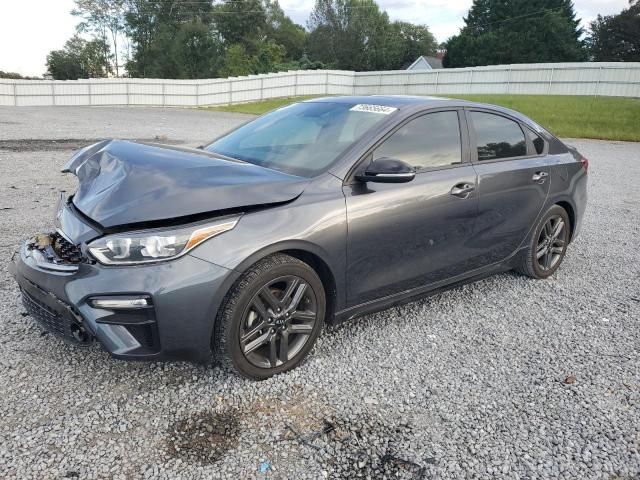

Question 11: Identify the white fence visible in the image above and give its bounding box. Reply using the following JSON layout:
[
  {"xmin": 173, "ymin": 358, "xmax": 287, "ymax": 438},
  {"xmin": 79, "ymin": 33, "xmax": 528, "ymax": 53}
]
[{"xmin": 1, "ymin": 62, "xmax": 638, "ymax": 107}]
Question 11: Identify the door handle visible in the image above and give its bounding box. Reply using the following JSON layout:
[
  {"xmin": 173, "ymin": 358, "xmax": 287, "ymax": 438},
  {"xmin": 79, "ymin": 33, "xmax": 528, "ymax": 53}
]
[
  {"xmin": 450, "ymin": 183, "xmax": 475, "ymax": 198},
  {"xmin": 532, "ymin": 171, "xmax": 549, "ymax": 184}
]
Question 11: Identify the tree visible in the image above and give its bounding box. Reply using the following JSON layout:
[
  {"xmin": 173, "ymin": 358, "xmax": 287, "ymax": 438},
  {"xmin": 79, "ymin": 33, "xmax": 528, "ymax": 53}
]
[
  {"xmin": 82, "ymin": 37, "xmax": 114, "ymax": 77},
  {"xmin": 170, "ymin": 19, "xmax": 223, "ymax": 78},
  {"xmin": 211, "ymin": 0, "xmax": 302, "ymax": 75},
  {"xmin": 385, "ymin": 21, "xmax": 437, "ymax": 69},
  {"xmin": 444, "ymin": 0, "xmax": 586, "ymax": 67},
  {"xmin": 272, "ymin": 54, "xmax": 327, "ymax": 72},
  {"xmin": 219, "ymin": 44, "xmax": 255, "ymax": 77},
  {"xmin": 0, "ymin": 71, "xmax": 40, "ymax": 79},
  {"xmin": 587, "ymin": 3, "xmax": 640, "ymax": 61},
  {"xmin": 123, "ymin": 0, "xmax": 156, "ymax": 77},
  {"xmin": 46, "ymin": 35, "xmax": 112, "ymax": 79},
  {"xmin": 212, "ymin": 0, "xmax": 267, "ymax": 53},
  {"xmin": 307, "ymin": 0, "xmax": 435, "ymax": 71},
  {"xmin": 264, "ymin": 0, "xmax": 307, "ymax": 60},
  {"xmin": 72, "ymin": 0, "xmax": 125, "ymax": 76},
  {"xmin": 254, "ymin": 40, "xmax": 286, "ymax": 72},
  {"xmin": 307, "ymin": 0, "xmax": 383, "ymax": 70},
  {"xmin": 124, "ymin": 0, "xmax": 216, "ymax": 78},
  {"xmin": 83, "ymin": 0, "xmax": 438, "ymax": 78}
]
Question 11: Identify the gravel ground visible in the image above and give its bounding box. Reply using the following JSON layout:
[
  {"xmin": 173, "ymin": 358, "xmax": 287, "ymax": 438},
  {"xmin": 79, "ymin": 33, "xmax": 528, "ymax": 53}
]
[{"xmin": 0, "ymin": 106, "xmax": 638, "ymax": 480}]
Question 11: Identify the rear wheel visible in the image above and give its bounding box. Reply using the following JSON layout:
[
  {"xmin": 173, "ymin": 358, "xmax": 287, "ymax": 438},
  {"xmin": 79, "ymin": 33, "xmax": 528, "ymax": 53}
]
[
  {"xmin": 516, "ymin": 205, "xmax": 570, "ymax": 279},
  {"xmin": 213, "ymin": 254, "xmax": 325, "ymax": 380}
]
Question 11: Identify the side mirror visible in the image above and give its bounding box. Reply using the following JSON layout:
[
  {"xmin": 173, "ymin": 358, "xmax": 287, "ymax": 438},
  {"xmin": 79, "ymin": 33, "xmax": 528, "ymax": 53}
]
[{"xmin": 355, "ymin": 157, "xmax": 416, "ymax": 183}]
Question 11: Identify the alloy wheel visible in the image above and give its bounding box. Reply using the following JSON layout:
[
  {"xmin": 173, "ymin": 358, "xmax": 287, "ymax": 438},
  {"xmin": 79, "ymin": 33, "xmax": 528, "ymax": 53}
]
[
  {"xmin": 239, "ymin": 275, "xmax": 318, "ymax": 369},
  {"xmin": 536, "ymin": 215, "xmax": 567, "ymax": 271}
]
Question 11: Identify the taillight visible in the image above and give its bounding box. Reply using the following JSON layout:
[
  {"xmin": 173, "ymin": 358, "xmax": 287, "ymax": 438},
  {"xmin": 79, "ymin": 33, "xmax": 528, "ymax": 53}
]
[{"xmin": 580, "ymin": 156, "xmax": 589, "ymax": 173}]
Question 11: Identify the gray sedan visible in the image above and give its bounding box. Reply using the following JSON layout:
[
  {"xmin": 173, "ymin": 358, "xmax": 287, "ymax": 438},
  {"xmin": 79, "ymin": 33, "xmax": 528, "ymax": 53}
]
[{"xmin": 9, "ymin": 96, "xmax": 588, "ymax": 379}]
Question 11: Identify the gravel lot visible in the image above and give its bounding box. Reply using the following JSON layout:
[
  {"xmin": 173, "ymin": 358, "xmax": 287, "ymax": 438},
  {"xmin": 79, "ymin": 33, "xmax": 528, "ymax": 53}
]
[{"xmin": 0, "ymin": 106, "xmax": 638, "ymax": 480}]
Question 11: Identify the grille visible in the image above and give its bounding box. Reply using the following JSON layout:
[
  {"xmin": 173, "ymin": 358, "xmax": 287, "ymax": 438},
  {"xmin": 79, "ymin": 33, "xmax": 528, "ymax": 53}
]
[
  {"xmin": 21, "ymin": 289, "xmax": 69, "ymax": 337},
  {"xmin": 52, "ymin": 232, "xmax": 83, "ymax": 264}
]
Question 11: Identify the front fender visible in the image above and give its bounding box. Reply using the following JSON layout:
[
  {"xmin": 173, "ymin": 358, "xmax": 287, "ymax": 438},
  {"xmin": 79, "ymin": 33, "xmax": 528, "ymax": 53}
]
[
  {"xmin": 188, "ymin": 174, "xmax": 348, "ymax": 310},
  {"xmin": 225, "ymin": 239, "xmax": 337, "ymax": 276}
]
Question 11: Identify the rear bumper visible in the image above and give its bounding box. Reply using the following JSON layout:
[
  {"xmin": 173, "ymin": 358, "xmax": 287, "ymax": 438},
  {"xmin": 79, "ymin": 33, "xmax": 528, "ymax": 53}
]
[
  {"xmin": 572, "ymin": 176, "xmax": 587, "ymax": 242},
  {"xmin": 9, "ymin": 242, "xmax": 238, "ymax": 363}
]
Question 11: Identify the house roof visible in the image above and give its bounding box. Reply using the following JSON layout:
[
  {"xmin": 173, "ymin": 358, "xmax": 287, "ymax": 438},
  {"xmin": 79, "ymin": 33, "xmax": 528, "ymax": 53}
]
[{"xmin": 406, "ymin": 55, "xmax": 443, "ymax": 70}]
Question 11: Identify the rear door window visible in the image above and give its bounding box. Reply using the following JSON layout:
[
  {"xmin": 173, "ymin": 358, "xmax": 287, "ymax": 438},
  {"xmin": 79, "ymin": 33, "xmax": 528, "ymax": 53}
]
[{"xmin": 470, "ymin": 111, "xmax": 527, "ymax": 161}]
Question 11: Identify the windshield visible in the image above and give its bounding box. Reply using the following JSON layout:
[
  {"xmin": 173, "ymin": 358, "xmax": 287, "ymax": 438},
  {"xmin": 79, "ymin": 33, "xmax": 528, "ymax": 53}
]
[{"xmin": 205, "ymin": 102, "xmax": 395, "ymax": 177}]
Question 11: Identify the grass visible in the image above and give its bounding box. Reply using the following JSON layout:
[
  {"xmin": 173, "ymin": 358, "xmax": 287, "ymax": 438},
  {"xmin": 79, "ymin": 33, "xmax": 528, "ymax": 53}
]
[
  {"xmin": 203, "ymin": 95, "xmax": 319, "ymax": 115},
  {"xmin": 448, "ymin": 95, "xmax": 640, "ymax": 142},
  {"xmin": 204, "ymin": 94, "xmax": 640, "ymax": 142}
]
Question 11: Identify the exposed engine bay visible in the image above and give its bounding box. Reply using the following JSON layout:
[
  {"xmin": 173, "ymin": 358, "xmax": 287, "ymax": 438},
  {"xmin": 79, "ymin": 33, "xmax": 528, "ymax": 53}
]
[{"xmin": 27, "ymin": 232, "xmax": 84, "ymax": 265}]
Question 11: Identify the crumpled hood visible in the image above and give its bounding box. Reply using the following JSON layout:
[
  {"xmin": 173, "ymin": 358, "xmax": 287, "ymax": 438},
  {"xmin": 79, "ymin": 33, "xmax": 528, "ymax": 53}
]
[{"xmin": 63, "ymin": 139, "xmax": 310, "ymax": 229}]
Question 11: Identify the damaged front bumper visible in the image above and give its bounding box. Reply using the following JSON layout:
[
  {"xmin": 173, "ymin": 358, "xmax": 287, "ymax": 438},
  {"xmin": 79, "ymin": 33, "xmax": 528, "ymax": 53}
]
[{"xmin": 9, "ymin": 233, "xmax": 238, "ymax": 363}]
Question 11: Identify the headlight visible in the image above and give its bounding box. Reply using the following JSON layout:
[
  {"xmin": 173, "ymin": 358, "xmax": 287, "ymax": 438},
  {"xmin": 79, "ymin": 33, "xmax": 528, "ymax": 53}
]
[{"xmin": 88, "ymin": 216, "xmax": 239, "ymax": 265}]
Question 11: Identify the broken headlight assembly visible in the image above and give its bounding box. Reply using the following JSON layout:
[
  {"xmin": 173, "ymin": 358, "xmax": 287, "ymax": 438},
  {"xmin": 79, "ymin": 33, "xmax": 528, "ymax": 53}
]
[{"xmin": 87, "ymin": 216, "xmax": 240, "ymax": 265}]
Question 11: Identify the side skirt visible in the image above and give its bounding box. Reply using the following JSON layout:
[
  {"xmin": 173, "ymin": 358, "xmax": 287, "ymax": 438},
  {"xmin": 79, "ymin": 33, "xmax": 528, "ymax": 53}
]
[{"xmin": 331, "ymin": 253, "xmax": 522, "ymax": 326}]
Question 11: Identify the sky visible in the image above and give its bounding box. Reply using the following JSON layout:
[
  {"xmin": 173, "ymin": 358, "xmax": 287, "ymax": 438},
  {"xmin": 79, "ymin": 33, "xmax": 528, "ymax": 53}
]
[{"xmin": 0, "ymin": 0, "xmax": 631, "ymax": 77}]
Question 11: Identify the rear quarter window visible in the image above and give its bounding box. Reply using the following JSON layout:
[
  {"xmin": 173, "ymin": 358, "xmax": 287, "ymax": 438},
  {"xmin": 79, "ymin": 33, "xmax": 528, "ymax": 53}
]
[
  {"xmin": 526, "ymin": 129, "xmax": 545, "ymax": 155},
  {"xmin": 471, "ymin": 111, "xmax": 527, "ymax": 161}
]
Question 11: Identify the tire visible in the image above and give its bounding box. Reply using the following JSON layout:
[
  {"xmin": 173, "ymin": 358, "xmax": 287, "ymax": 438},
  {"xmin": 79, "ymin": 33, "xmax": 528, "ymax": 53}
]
[
  {"xmin": 516, "ymin": 204, "xmax": 571, "ymax": 279},
  {"xmin": 213, "ymin": 254, "xmax": 325, "ymax": 380}
]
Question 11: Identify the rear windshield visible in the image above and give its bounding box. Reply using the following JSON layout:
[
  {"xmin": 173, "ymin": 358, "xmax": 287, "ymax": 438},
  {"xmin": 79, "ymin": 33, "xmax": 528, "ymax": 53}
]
[{"xmin": 206, "ymin": 102, "xmax": 394, "ymax": 177}]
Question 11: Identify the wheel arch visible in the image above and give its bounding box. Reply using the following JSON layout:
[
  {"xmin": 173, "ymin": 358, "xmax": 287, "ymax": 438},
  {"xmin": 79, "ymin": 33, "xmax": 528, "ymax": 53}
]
[
  {"xmin": 281, "ymin": 249, "xmax": 337, "ymax": 324},
  {"xmin": 229, "ymin": 241, "xmax": 341, "ymax": 324},
  {"xmin": 555, "ymin": 200, "xmax": 576, "ymax": 242}
]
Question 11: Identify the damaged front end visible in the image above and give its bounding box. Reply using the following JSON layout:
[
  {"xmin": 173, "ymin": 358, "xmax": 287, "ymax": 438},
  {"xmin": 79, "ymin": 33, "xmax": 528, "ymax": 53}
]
[
  {"xmin": 19, "ymin": 276, "xmax": 93, "ymax": 346},
  {"xmin": 11, "ymin": 225, "xmax": 165, "ymax": 355},
  {"xmin": 10, "ymin": 137, "xmax": 310, "ymax": 361},
  {"xmin": 62, "ymin": 139, "xmax": 310, "ymax": 229},
  {"xmin": 26, "ymin": 232, "xmax": 85, "ymax": 271},
  {"xmin": 14, "ymin": 233, "xmax": 93, "ymax": 346}
]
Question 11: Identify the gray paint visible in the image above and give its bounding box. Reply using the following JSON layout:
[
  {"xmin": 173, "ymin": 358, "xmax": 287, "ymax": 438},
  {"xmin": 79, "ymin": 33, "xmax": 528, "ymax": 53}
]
[
  {"xmin": 10, "ymin": 95, "xmax": 587, "ymax": 362},
  {"xmin": 63, "ymin": 139, "xmax": 309, "ymax": 229}
]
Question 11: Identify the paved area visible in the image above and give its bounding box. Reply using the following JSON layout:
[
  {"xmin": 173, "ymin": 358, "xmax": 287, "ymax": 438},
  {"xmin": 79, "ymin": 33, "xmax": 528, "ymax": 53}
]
[{"xmin": 0, "ymin": 106, "xmax": 638, "ymax": 479}]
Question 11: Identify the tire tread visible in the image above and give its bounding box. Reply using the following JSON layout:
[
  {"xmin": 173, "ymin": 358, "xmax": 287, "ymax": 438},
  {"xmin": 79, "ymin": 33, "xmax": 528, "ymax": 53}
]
[
  {"xmin": 516, "ymin": 204, "xmax": 569, "ymax": 279},
  {"xmin": 212, "ymin": 253, "xmax": 318, "ymax": 378}
]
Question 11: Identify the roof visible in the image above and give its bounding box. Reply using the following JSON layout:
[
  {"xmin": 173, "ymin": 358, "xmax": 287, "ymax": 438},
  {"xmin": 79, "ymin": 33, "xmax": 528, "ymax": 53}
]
[
  {"xmin": 305, "ymin": 95, "xmax": 539, "ymax": 126},
  {"xmin": 406, "ymin": 56, "xmax": 443, "ymax": 70},
  {"xmin": 306, "ymin": 95, "xmax": 452, "ymax": 109}
]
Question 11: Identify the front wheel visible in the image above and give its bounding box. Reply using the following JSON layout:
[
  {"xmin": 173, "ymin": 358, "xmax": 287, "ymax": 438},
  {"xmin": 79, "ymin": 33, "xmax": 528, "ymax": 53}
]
[
  {"xmin": 213, "ymin": 254, "xmax": 325, "ymax": 380},
  {"xmin": 516, "ymin": 205, "xmax": 571, "ymax": 279}
]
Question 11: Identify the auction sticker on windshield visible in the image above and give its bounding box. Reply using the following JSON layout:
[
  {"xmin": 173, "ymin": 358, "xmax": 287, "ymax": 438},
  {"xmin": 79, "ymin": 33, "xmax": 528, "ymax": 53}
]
[{"xmin": 349, "ymin": 104, "xmax": 398, "ymax": 114}]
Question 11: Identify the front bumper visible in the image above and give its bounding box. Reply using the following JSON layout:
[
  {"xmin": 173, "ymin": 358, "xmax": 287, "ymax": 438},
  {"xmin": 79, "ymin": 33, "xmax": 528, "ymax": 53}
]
[{"xmin": 9, "ymin": 241, "xmax": 238, "ymax": 363}]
